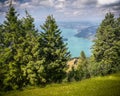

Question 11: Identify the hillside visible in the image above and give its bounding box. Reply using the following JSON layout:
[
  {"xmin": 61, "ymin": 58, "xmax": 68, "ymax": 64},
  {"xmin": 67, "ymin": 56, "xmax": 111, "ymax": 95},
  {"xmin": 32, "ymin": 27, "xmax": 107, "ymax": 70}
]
[
  {"xmin": 2, "ymin": 72, "xmax": 120, "ymax": 96},
  {"xmin": 67, "ymin": 58, "xmax": 78, "ymax": 72}
]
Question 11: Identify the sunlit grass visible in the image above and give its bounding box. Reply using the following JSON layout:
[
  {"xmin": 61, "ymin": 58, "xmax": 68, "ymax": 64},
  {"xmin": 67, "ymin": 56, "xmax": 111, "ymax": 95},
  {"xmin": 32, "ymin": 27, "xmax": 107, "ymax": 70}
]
[{"xmin": 2, "ymin": 72, "xmax": 120, "ymax": 96}]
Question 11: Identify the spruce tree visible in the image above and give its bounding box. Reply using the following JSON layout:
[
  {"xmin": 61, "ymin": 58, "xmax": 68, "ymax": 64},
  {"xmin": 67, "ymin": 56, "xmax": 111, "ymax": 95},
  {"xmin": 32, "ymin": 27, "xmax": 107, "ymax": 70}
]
[
  {"xmin": 0, "ymin": 5, "xmax": 45, "ymax": 89},
  {"xmin": 80, "ymin": 51, "xmax": 86, "ymax": 60},
  {"xmin": 114, "ymin": 15, "xmax": 120, "ymax": 71},
  {"xmin": 1, "ymin": 4, "xmax": 24, "ymax": 90},
  {"xmin": 39, "ymin": 15, "xmax": 70, "ymax": 83},
  {"xmin": 92, "ymin": 12, "xmax": 120, "ymax": 74},
  {"xmin": 21, "ymin": 11, "xmax": 45, "ymax": 85},
  {"xmin": 0, "ymin": 24, "xmax": 4, "ymax": 90},
  {"xmin": 75, "ymin": 51, "xmax": 89, "ymax": 80}
]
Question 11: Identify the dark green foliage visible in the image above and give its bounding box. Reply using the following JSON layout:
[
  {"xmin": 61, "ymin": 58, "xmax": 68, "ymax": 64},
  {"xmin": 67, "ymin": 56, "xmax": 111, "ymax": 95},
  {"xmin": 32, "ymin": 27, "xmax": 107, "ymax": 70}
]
[
  {"xmin": 67, "ymin": 67, "xmax": 76, "ymax": 82},
  {"xmin": 39, "ymin": 15, "xmax": 70, "ymax": 83},
  {"xmin": 21, "ymin": 11, "xmax": 45, "ymax": 85},
  {"xmin": 88, "ymin": 56, "xmax": 104, "ymax": 77},
  {"xmin": 0, "ymin": 5, "xmax": 44, "ymax": 90},
  {"xmin": 0, "ymin": 24, "xmax": 4, "ymax": 91},
  {"xmin": 80, "ymin": 51, "xmax": 86, "ymax": 60},
  {"xmin": 0, "ymin": 5, "xmax": 25, "ymax": 90},
  {"xmin": 67, "ymin": 51, "xmax": 90, "ymax": 82},
  {"xmin": 0, "ymin": 4, "xmax": 70, "ymax": 91},
  {"xmin": 75, "ymin": 51, "xmax": 90, "ymax": 80},
  {"xmin": 92, "ymin": 12, "xmax": 120, "ymax": 75}
]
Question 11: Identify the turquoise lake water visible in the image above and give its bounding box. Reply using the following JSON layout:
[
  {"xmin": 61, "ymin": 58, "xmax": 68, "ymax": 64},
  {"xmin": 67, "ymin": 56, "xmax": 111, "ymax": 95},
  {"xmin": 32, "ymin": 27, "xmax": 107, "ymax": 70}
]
[{"xmin": 61, "ymin": 28, "xmax": 93, "ymax": 57}]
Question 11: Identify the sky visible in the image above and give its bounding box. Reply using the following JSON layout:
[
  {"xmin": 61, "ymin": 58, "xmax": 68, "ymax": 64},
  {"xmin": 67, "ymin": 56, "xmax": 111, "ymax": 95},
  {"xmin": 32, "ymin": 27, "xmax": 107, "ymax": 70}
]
[{"xmin": 0, "ymin": 0, "xmax": 120, "ymax": 23}]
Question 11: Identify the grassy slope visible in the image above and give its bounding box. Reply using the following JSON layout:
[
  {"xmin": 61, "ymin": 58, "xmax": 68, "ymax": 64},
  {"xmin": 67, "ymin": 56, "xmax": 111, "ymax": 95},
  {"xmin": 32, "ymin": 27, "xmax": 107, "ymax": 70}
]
[{"xmin": 3, "ymin": 72, "xmax": 120, "ymax": 96}]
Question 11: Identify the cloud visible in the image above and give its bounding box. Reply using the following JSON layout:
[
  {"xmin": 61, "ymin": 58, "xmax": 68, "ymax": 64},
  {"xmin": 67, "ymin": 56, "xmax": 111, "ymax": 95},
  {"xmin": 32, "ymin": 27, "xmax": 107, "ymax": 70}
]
[
  {"xmin": 20, "ymin": 2, "xmax": 33, "ymax": 9},
  {"xmin": 23, "ymin": 0, "xmax": 120, "ymax": 20},
  {"xmin": 54, "ymin": 0, "xmax": 66, "ymax": 9},
  {"xmin": 0, "ymin": 0, "xmax": 120, "ymax": 22},
  {"xmin": 97, "ymin": 0, "xmax": 120, "ymax": 15},
  {"xmin": 97, "ymin": 0, "xmax": 119, "ymax": 5},
  {"xmin": 73, "ymin": 11, "xmax": 80, "ymax": 16},
  {"xmin": 72, "ymin": 0, "xmax": 96, "ymax": 8}
]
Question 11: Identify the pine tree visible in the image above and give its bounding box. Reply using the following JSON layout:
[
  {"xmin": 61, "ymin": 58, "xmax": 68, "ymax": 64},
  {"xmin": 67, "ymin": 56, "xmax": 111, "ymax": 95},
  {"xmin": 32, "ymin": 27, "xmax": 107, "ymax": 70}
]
[
  {"xmin": 92, "ymin": 12, "xmax": 120, "ymax": 75},
  {"xmin": 75, "ymin": 51, "xmax": 89, "ymax": 80},
  {"xmin": 39, "ymin": 15, "xmax": 70, "ymax": 83},
  {"xmin": 0, "ymin": 4, "xmax": 45, "ymax": 89},
  {"xmin": 0, "ymin": 24, "xmax": 4, "ymax": 90},
  {"xmin": 114, "ymin": 15, "xmax": 120, "ymax": 71},
  {"xmin": 80, "ymin": 51, "xmax": 86, "ymax": 60},
  {"xmin": 1, "ymin": 4, "xmax": 24, "ymax": 90},
  {"xmin": 21, "ymin": 11, "xmax": 45, "ymax": 85}
]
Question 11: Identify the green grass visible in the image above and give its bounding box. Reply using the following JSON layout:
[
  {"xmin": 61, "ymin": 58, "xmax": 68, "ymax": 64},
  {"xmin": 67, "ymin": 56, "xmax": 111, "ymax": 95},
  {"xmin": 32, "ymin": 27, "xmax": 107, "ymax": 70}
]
[{"xmin": 2, "ymin": 72, "xmax": 120, "ymax": 96}]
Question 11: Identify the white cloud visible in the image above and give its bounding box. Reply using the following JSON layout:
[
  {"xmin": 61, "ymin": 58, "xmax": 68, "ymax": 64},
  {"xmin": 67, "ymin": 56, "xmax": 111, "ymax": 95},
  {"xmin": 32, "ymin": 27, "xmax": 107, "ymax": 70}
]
[
  {"xmin": 55, "ymin": 2, "xmax": 65, "ymax": 9},
  {"xmin": 58, "ymin": 0, "xmax": 66, "ymax": 2},
  {"xmin": 49, "ymin": 0, "xmax": 55, "ymax": 6},
  {"xmin": 73, "ymin": 11, "xmax": 80, "ymax": 16},
  {"xmin": 97, "ymin": 0, "xmax": 119, "ymax": 5},
  {"xmin": 30, "ymin": 0, "xmax": 54, "ymax": 7},
  {"xmin": 72, "ymin": 0, "xmax": 87, "ymax": 8},
  {"xmin": 20, "ymin": 2, "xmax": 33, "ymax": 9}
]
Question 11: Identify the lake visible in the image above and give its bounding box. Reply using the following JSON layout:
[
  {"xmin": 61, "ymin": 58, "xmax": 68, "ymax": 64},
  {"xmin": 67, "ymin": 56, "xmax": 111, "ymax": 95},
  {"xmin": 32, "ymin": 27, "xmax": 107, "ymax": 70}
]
[{"xmin": 61, "ymin": 28, "xmax": 93, "ymax": 57}]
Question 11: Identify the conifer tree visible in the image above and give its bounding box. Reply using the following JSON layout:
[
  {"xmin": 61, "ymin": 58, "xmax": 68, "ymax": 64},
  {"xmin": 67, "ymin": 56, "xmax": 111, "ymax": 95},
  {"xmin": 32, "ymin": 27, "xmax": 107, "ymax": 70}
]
[
  {"xmin": 0, "ymin": 5, "xmax": 45, "ymax": 89},
  {"xmin": 92, "ymin": 12, "xmax": 120, "ymax": 74},
  {"xmin": 75, "ymin": 51, "xmax": 89, "ymax": 80},
  {"xmin": 1, "ymin": 4, "xmax": 24, "ymax": 90},
  {"xmin": 0, "ymin": 24, "xmax": 4, "ymax": 90},
  {"xmin": 80, "ymin": 51, "xmax": 86, "ymax": 60},
  {"xmin": 21, "ymin": 11, "xmax": 45, "ymax": 85},
  {"xmin": 39, "ymin": 15, "xmax": 70, "ymax": 83}
]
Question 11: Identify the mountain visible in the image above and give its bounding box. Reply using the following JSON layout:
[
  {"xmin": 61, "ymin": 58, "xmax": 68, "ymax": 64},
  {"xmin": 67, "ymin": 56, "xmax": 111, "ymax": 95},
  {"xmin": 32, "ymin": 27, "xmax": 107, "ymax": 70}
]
[
  {"xmin": 58, "ymin": 22, "xmax": 99, "ymax": 40},
  {"xmin": 74, "ymin": 26, "xmax": 98, "ymax": 40},
  {"xmin": 58, "ymin": 21, "xmax": 93, "ymax": 29}
]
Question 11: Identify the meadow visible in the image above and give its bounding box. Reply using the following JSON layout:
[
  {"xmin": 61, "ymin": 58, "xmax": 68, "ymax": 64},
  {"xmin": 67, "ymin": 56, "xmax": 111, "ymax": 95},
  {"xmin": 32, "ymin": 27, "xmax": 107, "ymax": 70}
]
[{"xmin": 2, "ymin": 72, "xmax": 120, "ymax": 96}]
